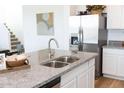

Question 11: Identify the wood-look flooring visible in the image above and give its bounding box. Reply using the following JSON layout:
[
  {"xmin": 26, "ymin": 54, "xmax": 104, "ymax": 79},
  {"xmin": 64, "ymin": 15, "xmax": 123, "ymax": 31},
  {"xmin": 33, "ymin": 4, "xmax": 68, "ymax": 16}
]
[{"xmin": 95, "ymin": 77, "xmax": 124, "ymax": 88}]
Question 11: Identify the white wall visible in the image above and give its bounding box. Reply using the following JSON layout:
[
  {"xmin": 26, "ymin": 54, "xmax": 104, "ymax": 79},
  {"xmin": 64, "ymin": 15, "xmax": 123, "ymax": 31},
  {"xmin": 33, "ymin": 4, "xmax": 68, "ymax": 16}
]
[
  {"xmin": 0, "ymin": 4, "xmax": 24, "ymax": 44},
  {"xmin": 23, "ymin": 5, "xmax": 70, "ymax": 53},
  {"xmin": 4, "ymin": 5, "xmax": 23, "ymax": 44},
  {"xmin": 108, "ymin": 30, "xmax": 124, "ymax": 41},
  {"xmin": 0, "ymin": 23, "xmax": 11, "ymax": 50}
]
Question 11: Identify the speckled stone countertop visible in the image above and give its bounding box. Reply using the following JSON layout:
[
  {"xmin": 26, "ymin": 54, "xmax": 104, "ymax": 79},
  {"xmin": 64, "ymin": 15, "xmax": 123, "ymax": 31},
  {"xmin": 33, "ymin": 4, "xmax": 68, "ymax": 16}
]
[
  {"xmin": 103, "ymin": 41, "xmax": 124, "ymax": 49},
  {"xmin": 0, "ymin": 49, "xmax": 97, "ymax": 88},
  {"xmin": 103, "ymin": 45, "xmax": 124, "ymax": 49}
]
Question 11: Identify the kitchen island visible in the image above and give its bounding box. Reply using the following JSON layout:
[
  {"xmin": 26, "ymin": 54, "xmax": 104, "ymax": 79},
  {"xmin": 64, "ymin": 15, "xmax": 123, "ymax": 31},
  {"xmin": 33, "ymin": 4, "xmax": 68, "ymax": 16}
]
[{"xmin": 0, "ymin": 49, "xmax": 97, "ymax": 88}]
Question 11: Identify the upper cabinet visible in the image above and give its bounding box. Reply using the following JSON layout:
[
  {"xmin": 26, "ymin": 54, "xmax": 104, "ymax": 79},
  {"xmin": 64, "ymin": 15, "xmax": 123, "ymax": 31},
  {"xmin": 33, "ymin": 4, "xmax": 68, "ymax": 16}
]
[{"xmin": 107, "ymin": 5, "xmax": 124, "ymax": 29}]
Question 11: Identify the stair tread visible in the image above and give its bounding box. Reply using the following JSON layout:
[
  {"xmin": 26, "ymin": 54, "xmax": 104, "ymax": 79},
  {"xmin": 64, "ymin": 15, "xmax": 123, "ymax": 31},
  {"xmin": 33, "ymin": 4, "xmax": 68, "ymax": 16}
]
[
  {"xmin": 10, "ymin": 35, "xmax": 15, "ymax": 37},
  {"xmin": 12, "ymin": 45, "xmax": 16, "ymax": 47},
  {"xmin": 11, "ymin": 38, "xmax": 18, "ymax": 40},
  {"xmin": 11, "ymin": 41, "xmax": 20, "ymax": 43},
  {"xmin": 11, "ymin": 49, "xmax": 17, "ymax": 52},
  {"xmin": 9, "ymin": 30, "xmax": 22, "ymax": 50},
  {"xmin": 11, "ymin": 37, "xmax": 17, "ymax": 39},
  {"xmin": 11, "ymin": 43, "xmax": 20, "ymax": 46},
  {"xmin": 11, "ymin": 45, "xmax": 17, "ymax": 49},
  {"xmin": 11, "ymin": 45, "xmax": 16, "ymax": 47},
  {"xmin": 11, "ymin": 42, "xmax": 20, "ymax": 44}
]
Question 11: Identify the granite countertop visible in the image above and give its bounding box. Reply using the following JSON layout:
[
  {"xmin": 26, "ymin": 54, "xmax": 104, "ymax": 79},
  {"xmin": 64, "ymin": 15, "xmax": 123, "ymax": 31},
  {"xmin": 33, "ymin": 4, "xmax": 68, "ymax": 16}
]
[
  {"xmin": 103, "ymin": 41, "xmax": 124, "ymax": 49},
  {"xmin": 103, "ymin": 45, "xmax": 124, "ymax": 49},
  {"xmin": 0, "ymin": 49, "xmax": 97, "ymax": 88}
]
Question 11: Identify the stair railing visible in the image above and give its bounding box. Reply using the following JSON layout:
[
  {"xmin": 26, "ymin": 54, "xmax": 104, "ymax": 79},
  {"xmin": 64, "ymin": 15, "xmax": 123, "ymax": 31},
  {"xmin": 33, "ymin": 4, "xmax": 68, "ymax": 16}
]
[
  {"xmin": 3, "ymin": 23, "xmax": 11, "ymax": 32},
  {"xmin": 0, "ymin": 23, "xmax": 11, "ymax": 50}
]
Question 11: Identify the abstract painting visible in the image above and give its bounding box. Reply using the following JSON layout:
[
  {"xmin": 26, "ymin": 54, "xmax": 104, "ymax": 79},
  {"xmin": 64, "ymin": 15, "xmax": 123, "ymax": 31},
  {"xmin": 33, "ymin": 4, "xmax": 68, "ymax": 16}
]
[{"xmin": 36, "ymin": 12, "xmax": 54, "ymax": 35}]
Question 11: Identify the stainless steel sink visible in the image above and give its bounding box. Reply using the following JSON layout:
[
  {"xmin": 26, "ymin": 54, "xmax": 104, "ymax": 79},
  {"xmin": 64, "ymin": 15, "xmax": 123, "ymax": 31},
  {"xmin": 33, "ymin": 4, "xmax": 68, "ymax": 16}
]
[
  {"xmin": 42, "ymin": 61, "xmax": 68, "ymax": 68},
  {"xmin": 55, "ymin": 56, "xmax": 79, "ymax": 63},
  {"xmin": 41, "ymin": 56, "xmax": 79, "ymax": 68}
]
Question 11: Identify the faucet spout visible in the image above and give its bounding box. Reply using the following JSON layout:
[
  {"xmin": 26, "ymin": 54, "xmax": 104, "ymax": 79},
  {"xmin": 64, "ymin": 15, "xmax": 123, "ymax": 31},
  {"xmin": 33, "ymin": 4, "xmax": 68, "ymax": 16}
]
[
  {"xmin": 48, "ymin": 38, "xmax": 59, "ymax": 59},
  {"xmin": 48, "ymin": 38, "xmax": 59, "ymax": 49}
]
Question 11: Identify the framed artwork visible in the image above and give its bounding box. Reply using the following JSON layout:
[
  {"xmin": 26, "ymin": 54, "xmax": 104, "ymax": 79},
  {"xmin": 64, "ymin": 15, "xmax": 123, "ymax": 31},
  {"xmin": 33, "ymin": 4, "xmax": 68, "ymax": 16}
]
[
  {"xmin": 0, "ymin": 53, "xmax": 6, "ymax": 70},
  {"xmin": 36, "ymin": 12, "xmax": 54, "ymax": 35}
]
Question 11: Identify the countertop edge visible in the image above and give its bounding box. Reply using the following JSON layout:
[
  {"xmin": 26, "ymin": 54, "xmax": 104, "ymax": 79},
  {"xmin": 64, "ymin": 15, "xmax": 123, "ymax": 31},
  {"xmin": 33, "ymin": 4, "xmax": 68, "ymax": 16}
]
[{"xmin": 103, "ymin": 45, "xmax": 124, "ymax": 49}]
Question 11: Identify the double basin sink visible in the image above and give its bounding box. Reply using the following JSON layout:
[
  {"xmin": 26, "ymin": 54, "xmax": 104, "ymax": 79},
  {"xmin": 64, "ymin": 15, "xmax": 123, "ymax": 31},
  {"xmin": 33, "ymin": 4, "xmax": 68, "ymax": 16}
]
[{"xmin": 41, "ymin": 56, "xmax": 80, "ymax": 68}]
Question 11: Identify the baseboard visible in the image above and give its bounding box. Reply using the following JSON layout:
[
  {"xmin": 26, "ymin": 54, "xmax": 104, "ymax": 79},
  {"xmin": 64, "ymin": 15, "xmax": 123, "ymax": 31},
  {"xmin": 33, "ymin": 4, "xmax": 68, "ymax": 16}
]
[{"xmin": 103, "ymin": 74, "xmax": 124, "ymax": 80}]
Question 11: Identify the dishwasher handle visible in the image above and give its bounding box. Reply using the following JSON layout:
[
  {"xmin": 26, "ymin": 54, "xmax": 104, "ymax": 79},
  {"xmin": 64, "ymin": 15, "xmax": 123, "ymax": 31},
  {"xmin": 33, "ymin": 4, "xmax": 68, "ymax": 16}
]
[{"xmin": 39, "ymin": 77, "xmax": 60, "ymax": 88}]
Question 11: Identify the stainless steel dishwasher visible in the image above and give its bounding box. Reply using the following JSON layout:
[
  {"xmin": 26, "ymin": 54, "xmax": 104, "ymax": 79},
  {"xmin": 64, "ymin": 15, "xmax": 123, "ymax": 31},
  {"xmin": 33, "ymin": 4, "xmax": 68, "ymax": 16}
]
[{"xmin": 39, "ymin": 77, "xmax": 60, "ymax": 88}]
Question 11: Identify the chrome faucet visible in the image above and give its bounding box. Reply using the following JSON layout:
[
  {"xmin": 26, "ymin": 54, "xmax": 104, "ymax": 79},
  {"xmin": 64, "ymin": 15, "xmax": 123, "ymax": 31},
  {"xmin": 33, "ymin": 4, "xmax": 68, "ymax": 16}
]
[{"xmin": 48, "ymin": 38, "xmax": 59, "ymax": 59}]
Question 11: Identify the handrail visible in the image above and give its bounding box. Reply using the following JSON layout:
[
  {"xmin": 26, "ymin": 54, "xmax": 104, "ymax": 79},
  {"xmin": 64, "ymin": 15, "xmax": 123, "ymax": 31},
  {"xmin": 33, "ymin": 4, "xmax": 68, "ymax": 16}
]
[
  {"xmin": 0, "ymin": 23, "xmax": 11, "ymax": 50},
  {"xmin": 3, "ymin": 23, "xmax": 11, "ymax": 32}
]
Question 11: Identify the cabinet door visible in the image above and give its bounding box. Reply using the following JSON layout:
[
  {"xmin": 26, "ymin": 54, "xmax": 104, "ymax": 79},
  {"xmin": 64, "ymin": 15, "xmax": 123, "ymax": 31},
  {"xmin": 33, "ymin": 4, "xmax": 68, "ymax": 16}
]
[
  {"xmin": 107, "ymin": 6, "xmax": 122, "ymax": 29},
  {"xmin": 77, "ymin": 71, "xmax": 88, "ymax": 88},
  {"xmin": 121, "ymin": 6, "xmax": 124, "ymax": 28},
  {"xmin": 103, "ymin": 53, "xmax": 117, "ymax": 75},
  {"xmin": 88, "ymin": 66, "xmax": 95, "ymax": 88},
  {"xmin": 117, "ymin": 56, "xmax": 124, "ymax": 77},
  {"xmin": 61, "ymin": 78, "xmax": 76, "ymax": 88}
]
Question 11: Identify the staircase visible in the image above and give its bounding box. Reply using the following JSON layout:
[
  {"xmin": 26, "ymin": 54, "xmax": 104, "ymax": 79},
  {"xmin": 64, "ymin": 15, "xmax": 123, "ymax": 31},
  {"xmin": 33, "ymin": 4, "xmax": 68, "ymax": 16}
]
[
  {"xmin": 10, "ymin": 32, "xmax": 21, "ymax": 50},
  {"xmin": 3, "ymin": 23, "xmax": 22, "ymax": 51}
]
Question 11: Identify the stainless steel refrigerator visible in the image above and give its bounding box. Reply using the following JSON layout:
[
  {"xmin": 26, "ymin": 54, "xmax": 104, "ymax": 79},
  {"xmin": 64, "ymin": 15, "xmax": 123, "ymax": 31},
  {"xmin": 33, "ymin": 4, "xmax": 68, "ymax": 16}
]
[{"xmin": 69, "ymin": 14, "xmax": 108, "ymax": 78}]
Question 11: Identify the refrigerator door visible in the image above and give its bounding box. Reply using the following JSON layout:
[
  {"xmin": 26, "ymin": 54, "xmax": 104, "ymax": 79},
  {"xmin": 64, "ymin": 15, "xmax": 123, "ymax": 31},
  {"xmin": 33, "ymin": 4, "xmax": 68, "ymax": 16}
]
[
  {"xmin": 81, "ymin": 15, "xmax": 99, "ymax": 44},
  {"xmin": 83, "ymin": 43, "xmax": 98, "ymax": 52},
  {"xmin": 83, "ymin": 44, "xmax": 103, "ymax": 77}
]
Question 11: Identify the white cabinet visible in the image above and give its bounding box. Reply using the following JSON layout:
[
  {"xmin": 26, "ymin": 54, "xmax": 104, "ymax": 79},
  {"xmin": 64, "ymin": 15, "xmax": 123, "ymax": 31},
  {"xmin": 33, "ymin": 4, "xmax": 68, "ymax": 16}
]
[
  {"xmin": 77, "ymin": 71, "xmax": 89, "ymax": 88},
  {"xmin": 107, "ymin": 5, "xmax": 124, "ymax": 29},
  {"xmin": 107, "ymin": 6, "xmax": 122, "ymax": 29},
  {"xmin": 103, "ymin": 48, "xmax": 124, "ymax": 80},
  {"xmin": 61, "ymin": 78, "xmax": 76, "ymax": 88},
  {"xmin": 88, "ymin": 66, "xmax": 95, "ymax": 88},
  {"xmin": 103, "ymin": 54, "xmax": 117, "ymax": 75},
  {"xmin": 61, "ymin": 59, "xmax": 95, "ymax": 88},
  {"xmin": 117, "ymin": 56, "xmax": 124, "ymax": 77}
]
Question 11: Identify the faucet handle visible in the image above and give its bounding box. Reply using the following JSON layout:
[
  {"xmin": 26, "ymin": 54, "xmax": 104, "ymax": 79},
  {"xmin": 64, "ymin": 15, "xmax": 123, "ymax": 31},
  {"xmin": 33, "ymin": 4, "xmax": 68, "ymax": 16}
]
[{"xmin": 48, "ymin": 52, "xmax": 55, "ymax": 59}]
